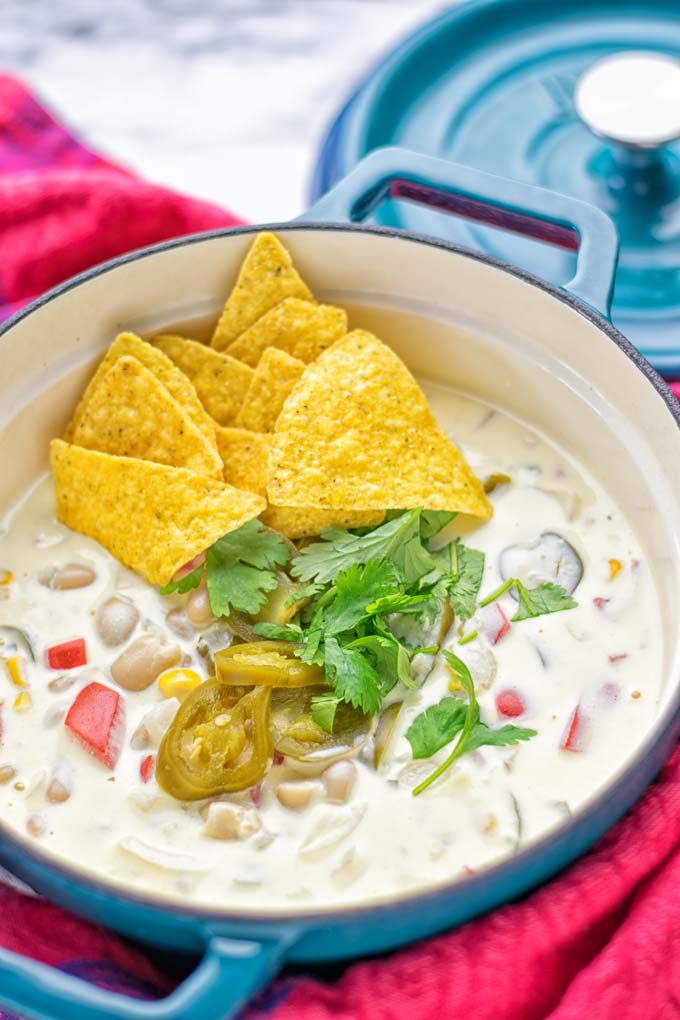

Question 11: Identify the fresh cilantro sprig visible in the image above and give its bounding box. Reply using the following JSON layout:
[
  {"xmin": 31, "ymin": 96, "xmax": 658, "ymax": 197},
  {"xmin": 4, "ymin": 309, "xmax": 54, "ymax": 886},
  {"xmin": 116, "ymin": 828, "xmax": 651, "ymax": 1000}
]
[
  {"xmin": 407, "ymin": 651, "xmax": 536, "ymax": 795},
  {"xmin": 160, "ymin": 519, "xmax": 291, "ymax": 616},
  {"xmin": 479, "ymin": 577, "xmax": 577, "ymax": 621},
  {"xmin": 161, "ymin": 510, "xmax": 576, "ymax": 742},
  {"xmin": 160, "ymin": 563, "xmax": 204, "ymax": 596},
  {"xmin": 291, "ymin": 509, "xmax": 438, "ymax": 586},
  {"xmin": 430, "ymin": 539, "xmax": 485, "ymax": 621}
]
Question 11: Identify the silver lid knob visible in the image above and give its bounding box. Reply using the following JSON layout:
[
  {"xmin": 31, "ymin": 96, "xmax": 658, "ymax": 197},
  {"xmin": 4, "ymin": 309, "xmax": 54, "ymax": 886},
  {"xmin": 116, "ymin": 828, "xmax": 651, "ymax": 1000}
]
[{"xmin": 575, "ymin": 52, "xmax": 680, "ymax": 149}]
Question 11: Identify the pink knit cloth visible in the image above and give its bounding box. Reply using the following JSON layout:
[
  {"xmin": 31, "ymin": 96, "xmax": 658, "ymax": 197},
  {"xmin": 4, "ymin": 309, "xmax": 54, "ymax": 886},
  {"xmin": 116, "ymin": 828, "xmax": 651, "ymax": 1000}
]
[{"xmin": 1, "ymin": 72, "xmax": 680, "ymax": 1020}]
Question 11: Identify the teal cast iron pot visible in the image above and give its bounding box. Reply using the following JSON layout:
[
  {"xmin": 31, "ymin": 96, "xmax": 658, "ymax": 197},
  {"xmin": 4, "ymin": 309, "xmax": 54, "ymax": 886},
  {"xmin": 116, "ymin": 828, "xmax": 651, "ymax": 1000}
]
[{"xmin": 1, "ymin": 149, "xmax": 680, "ymax": 1020}]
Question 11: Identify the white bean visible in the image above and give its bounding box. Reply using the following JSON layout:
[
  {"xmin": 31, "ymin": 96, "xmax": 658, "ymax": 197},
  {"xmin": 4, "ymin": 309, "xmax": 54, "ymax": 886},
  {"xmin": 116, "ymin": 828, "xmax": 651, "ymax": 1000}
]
[
  {"xmin": 202, "ymin": 802, "xmax": 261, "ymax": 840},
  {"xmin": 39, "ymin": 563, "xmax": 95, "ymax": 590},
  {"xmin": 276, "ymin": 780, "xmax": 321, "ymax": 811},
  {"xmin": 322, "ymin": 761, "xmax": 357, "ymax": 804},
  {"xmin": 46, "ymin": 762, "xmax": 72, "ymax": 804},
  {"xmin": 129, "ymin": 722, "xmax": 151, "ymax": 751},
  {"xmin": 111, "ymin": 635, "xmax": 180, "ymax": 691},
  {"xmin": 165, "ymin": 607, "xmax": 194, "ymax": 640},
  {"xmin": 186, "ymin": 588, "xmax": 215, "ymax": 627},
  {"xmin": 26, "ymin": 813, "xmax": 46, "ymax": 837},
  {"xmin": 47, "ymin": 674, "xmax": 76, "ymax": 694},
  {"xmin": 96, "ymin": 596, "xmax": 140, "ymax": 647},
  {"xmin": 43, "ymin": 704, "xmax": 67, "ymax": 728}
]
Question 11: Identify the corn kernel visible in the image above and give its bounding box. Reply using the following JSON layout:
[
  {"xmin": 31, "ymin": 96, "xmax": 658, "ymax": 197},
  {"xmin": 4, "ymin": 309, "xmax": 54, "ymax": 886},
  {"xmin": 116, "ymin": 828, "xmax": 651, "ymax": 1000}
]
[
  {"xmin": 13, "ymin": 691, "xmax": 32, "ymax": 712},
  {"xmin": 609, "ymin": 558, "xmax": 622, "ymax": 580},
  {"xmin": 158, "ymin": 668, "xmax": 202, "ymax": 701},
  {"xmin": 5, "ymin": 656, "xmax": 27, "ymax": 687},
  {"xmin": 0, "ymin": 570, "xmax": 13, "ymax": 586}
]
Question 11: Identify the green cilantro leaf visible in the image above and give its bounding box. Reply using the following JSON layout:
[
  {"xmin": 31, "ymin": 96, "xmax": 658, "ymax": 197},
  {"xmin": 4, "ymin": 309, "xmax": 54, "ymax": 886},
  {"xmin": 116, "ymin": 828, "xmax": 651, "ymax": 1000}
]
[
  {"xmin": 205, "ymin": 520, "xmax": 291, "ymax": 617},
  {"xmin": 348, "ymin": 632, "xmax": 416, "ymax": 695},
  {"xmin": 411, "ymin": 650, "xmax": 536, "ymax": 795},
  {"xmin": 252, "ymin": 622, "xmax": 303, "ymax": 641},
  {"xmin": 406, "ymin": 697, "xmax": 467, "ymax": 759},
  {"xmin": 310, "ymin": 691, "xmax": 341, "ymax": 733},
  {"xmin": 297, "ymin": 613, "xmax": 325, "ymax": 665},
  {"xmin": 324, "ymin": 636, "xmax": 382, "ymax": 714},
  {"xmin": 389, "ymin": 533, "xmax": 438, "ymax": 584},
  {"xmin": 364, "ymin": 590, "xmax": 433, "ymax": 617},
  {"xmin": 291, "ymin": 510, "xmax": 428, "ymax": 585},
  {"xmin": 511, "ymin": 580, "xmax": 578, "ymax": 622},
  {"xmin": 159, "ymin": 563, "xmax": 204, "ymax": 596},
  {"xmin": 284, "ymin": 581, "xmax": 324, "ymax": 609},
  {"xmin": 420, "ymin": 510, "xmax": 457, "ymax": 540},
  {"xmin": 463, "ymin": 722, "xmax": 538, "ymax": 754},
  {"xmin": 431, "ymin": 540, "xmax": 485, "ymax": 621},
  {"xmin": 323, "ymin": 560, "xmax": 397, "ymax": 636},
  {"xmin": 448, "ymin": 543, "xmax": 485, "ymax": 620}
]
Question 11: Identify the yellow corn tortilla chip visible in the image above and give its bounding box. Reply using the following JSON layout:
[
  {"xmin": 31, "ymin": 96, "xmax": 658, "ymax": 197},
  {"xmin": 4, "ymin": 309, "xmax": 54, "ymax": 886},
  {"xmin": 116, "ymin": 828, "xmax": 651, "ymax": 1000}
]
[
  {"xmin": 225, "ymin": 299, "xmax": 347, "ymax": 368},
  {"xmin": 236, "ymin": 347, "xmax": 306, "ymax": 433},
  {"xmin": 265, "ymin": 505, "xmax": 385, "ymax": 541},
  {"xmin": 65, "ymin": 332, "xmax": 216, "ymax": 448},
  {"xmin": 150, "ymin": 334, "xmax": 254, "ymax": 426},
  {"xmin": 51, "ymin": 439, "xmax": 265, "ymax": 586},
  {"xmin": 267, "ymin": 330, "xmax": 493, "ymax": 519},
  {"xmin": 216, "ymin": 426, "xmax": 384, "ymax": 538},
  {"xmin": 211, "ymin": 233, "xmax": 313, "ymax": 351},
  {"xmin": 71, "ymin": 356, "xmax": 223, "ymax": 479},
  {"xmin": 215, "ymin": 426, "xmax": 272, "ymax": 496}
]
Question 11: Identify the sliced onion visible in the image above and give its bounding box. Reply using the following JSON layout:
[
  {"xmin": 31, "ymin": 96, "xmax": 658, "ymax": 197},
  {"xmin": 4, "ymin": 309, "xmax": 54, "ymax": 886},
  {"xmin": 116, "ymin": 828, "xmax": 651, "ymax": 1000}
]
[
  {"xmin": 298, "ymin": 802, "xmax": 367, "ymax": 857},
  {"xmin": 118, "ymin": 836, "xmax": 208, "ymax": 872},
  {"xmin": 0, "ymin": 626, "xmax": 35, "ymax": 661}
]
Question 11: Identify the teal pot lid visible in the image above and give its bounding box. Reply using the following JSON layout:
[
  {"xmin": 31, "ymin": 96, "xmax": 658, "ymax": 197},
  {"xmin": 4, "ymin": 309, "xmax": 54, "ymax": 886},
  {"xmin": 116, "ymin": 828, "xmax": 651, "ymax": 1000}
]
[{"xmin": 311, "ymin": 0, "xmax": 680, "ymax": 375}]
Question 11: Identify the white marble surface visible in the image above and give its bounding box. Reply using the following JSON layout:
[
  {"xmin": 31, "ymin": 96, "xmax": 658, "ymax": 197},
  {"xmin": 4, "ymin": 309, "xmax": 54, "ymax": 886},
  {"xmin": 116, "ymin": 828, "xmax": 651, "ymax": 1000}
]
[{"xmin": 0, "ymin": 0, "xmax": 447, "ymax": 221}]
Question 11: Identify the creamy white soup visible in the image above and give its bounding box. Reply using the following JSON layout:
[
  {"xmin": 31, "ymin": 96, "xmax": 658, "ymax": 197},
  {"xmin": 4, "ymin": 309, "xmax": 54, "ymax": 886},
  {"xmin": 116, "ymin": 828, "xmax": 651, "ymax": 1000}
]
[{"xmin": 0, "ymin": 383, "xmax": 661, "ymax": 912}]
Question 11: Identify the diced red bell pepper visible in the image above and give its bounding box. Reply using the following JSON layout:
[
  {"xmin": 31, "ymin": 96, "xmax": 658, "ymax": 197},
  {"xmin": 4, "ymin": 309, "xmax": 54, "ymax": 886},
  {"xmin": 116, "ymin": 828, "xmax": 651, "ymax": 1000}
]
[
  {"xmin": 140, "ymin": 754, "xmax": 155, "ymax": 784},
  {"xmin": 495, "ymin": 689, "xmax": 526, "ymax": 718},
  {"xmin": 47, "ymin": 638, "xmax": 87, "ymax": 671},
  {"xmin": 249, "ymin": 782, "xmax": 263, "ymax": 807},
  {"xmin": 174, "ymin": 552, "xmax": 206, "ymax": 580},
  {"xmin": 561, "ymin": 704, "xmax": 587, "ymax": 752},
  {"xmin": 481, "ymin": 602, "xmax": 510, "ymax": 645},
  {"xmin": 593, "ymin": 597, "xmax": 610, "ymax": 610},
  {"xmin": 64, "ymin": 682, "xmax": 124, "ymax": 769},
  {"xmin": 608, "ymin": 653, "xmax": 627, "ymax": 664}
]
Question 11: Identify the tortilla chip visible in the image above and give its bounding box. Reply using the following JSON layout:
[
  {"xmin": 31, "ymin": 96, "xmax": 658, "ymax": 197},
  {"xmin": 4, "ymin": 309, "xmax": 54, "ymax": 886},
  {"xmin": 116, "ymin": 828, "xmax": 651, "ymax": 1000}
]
[
  {"xmin": 265, "ymin": 505, "xmax": 385, "ymax": 540},
  {"xmin": 71, "ymin": 356, "xmax": 223, "ymax": 479},
  {"xmin": 51, "ymin": 440, "xmax": 264, "ymax": 586},
  {"xmin": 235, "ymin": 347, "xmax": 306, "ymax": 433},
  {"xmin": 225, "ymin": 299, "xmax": 347, "ymax": 368},
  {"xmin": 65, "ymin": 332, "xmax": 216, "ymax": 448},
  {"xmin": 216, "ymin": 426, "xmax": 383, "ymax": 538},
  {"xmin": 267, "ymin": 330, "xmax": 493, "ymax": 519},
  {"xmin": 215, "ymin": 426, "xmax": 271, "ymax": 496},
  {"xmin": 150, "ymin": 334, "xmax": 253, "ymax": 426},
  {"xmin": 211, "ymin": 233, "xmax": 313, "ymax": 351}
]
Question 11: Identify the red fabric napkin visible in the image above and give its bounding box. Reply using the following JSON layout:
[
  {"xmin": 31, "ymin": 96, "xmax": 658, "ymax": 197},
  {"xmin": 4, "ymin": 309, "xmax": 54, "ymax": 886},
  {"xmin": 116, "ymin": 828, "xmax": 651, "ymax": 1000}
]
[
  {"xmin": 0, "ymin": 73, "xmax": 242, "ymax": 322},
  {"xmin": 1, "ymin": 72, "xmax": 680, "ymax": 1020}
]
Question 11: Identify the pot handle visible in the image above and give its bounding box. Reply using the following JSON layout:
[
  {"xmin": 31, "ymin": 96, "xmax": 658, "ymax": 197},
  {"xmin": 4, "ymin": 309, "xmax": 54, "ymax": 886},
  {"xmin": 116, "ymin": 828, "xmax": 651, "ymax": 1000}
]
[
  {"xmin": 0, "ymin": 932, "xmax": 288, "ymax": 1020},
  {"xmin": 300, "ymin": 146, "xmax": 619, "ymax": 318}
]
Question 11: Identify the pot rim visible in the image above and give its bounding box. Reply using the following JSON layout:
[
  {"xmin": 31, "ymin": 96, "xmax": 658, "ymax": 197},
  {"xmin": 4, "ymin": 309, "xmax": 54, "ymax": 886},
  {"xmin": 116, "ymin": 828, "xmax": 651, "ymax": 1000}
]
[{"xmin": 1, "ymin": 219, "xmax": 679, "ymax": 926}]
